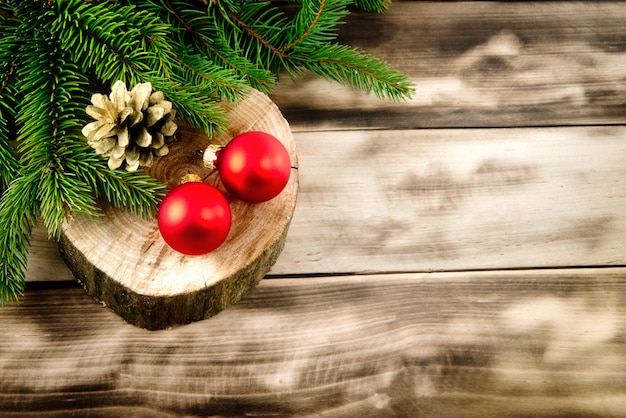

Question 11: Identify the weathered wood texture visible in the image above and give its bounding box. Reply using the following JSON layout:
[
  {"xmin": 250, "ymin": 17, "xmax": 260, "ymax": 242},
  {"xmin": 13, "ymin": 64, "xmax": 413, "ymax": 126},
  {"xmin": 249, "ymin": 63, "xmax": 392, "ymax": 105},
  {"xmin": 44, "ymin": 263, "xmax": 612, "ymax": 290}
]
[
  {"xmin": 9, "ymin": 1, "xmax": 626, "ymax": 416},
  {"xmin": 28, "ymin": 125, "xmax": 626, "ymax": 279},
  {"xmin": 2, "ymin": 269, "xmax": 626, "ymax": 417},
  {"xmin": 276, "ymin": 125, "xmax": 626, "ymax": 274},
  {"xmin": 271, "ymin": 1, "xmax": 626, "ymax": 130}
]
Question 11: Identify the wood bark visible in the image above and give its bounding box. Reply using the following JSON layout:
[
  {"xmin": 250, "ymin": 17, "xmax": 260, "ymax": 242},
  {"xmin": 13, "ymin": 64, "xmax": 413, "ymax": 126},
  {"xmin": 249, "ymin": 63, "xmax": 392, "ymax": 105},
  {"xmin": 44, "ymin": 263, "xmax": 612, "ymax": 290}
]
[{"xmin": 57, "ymin": 90, "xmax": 298, "ymax": 330}]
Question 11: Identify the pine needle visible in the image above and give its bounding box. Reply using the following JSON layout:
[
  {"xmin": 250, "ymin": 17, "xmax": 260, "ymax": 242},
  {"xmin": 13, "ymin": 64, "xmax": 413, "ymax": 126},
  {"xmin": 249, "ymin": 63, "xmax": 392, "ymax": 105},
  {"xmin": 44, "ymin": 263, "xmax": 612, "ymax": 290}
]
[
  {"xmin": 0, "ymin": 171, "xmax": 39, "ymax": 305},
  {"xmin": 298, "ymin": 43, "xmax": 415, "ymax": 101}
]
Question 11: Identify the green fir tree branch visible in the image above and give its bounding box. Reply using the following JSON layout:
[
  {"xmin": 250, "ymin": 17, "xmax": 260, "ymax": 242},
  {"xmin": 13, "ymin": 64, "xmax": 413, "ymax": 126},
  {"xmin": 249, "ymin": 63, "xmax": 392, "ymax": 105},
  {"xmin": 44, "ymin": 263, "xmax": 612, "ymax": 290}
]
[
  {"xmin": 296, "ymin": 43, "xmax": 414, "ymax": 101},
  {"xmin": 156, "ymin": 0, "xmax": 277, "ymax": 93},
  {"xmin": 209, "ymin": 0, "xmax": 413, "ymax": 100},
  {"xmin": 15, "ymin": 35, "xmax": 100, "ymax": 235},
  {"xmin": 65, "ymin": 144, "xmax": 167, "ymax": 218},
  {"xmin": 213, "ymin": 0, "xmax": 290, "ymax": 73},
  {"xmin": 282, "ymin": 0, "xmax": 350, "ymax": 54},
  {"xmin": 352, "ymin": 0, "xmax": 391, "ymax": 13},
  {"xmin": 0, "ymin": 116, "xmax": 17, "ymax": 189},
  {"xmin": 0, "ymin": 171, "xmax": 39, "ymax": 304},
  {"xmin": 0, "ymin": 23, "xmax": 21, "ymax": 187},
  {"xmin": 49, "ymin": 0, "xmax": 152, "ymax": 85}
]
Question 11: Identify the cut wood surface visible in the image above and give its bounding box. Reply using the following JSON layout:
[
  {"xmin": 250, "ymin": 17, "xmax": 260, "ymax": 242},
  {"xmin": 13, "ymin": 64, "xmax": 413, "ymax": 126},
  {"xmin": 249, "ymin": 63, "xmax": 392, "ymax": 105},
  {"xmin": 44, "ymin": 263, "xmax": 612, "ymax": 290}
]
[
  {"xmin": 57, "ymin": 90, "xmax": 298, "ymax": 329},
  {"xmin": 3, "ymin": 269, "xmax": 626, "ymax": 417},
  {"xmin": 271, "ymin": 1, "xmax": 626, "ymax": 131}
]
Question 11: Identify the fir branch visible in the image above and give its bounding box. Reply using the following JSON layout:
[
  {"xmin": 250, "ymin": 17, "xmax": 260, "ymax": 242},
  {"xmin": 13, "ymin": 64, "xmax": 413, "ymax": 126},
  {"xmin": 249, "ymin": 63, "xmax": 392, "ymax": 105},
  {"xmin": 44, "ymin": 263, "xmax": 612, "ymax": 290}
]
[
  {"xmin": 91, "ymin": 169, "xmax": 166, "ymax": 219},
  {"xmin": 169, "ymin": 47, "xmax": 250, "ymax": 102},
  {"xmin": 295, "ymin": 43, "xmax": 414, "ymax": 101},
  {"xmin": 159, "ymin": 0, "xmax": 276, "ymax": 92},
  {"xmin": 0, "ymin": 171, "xmax": 39, "ymax": 304},
  {"xmin": 49, "ymin": 1, "xmax": 231, "ymax": 134},
  {"xmin": 48, "ymin": 0, "xmax": 152, "ymax": 86},
  {"xmin": 288, "ymin": 0, "xmax": 391, "ymax": 12},
  {"xmin": 0, "ymin": 20, "xmax": 19, "ymax": 99},
  {"xmin": 37, "ymin": 167, "xmax": 100, "ymax": 235},
  {"xmin": 217, "ymin": 0, "xmax": 288, "ymax": 66},
  {"xmin": 0, "ymin": 115, "xmax": 19, "ymax": 189},
  {"xmin": 352, "ymin": 0, "xmax": 391, "ymax": 13},
  {"xmin": 130, "ymin": 8, "xmax": 248, "ymax": 113},
  {"xmin": 0, "ymin": 53, "xmax": 18, "ymax": 110},
  {"xmin": 149, "ymin": 75, "xmax": 230, "ymax": 135},
  {"xmin": 16, "ymin": 40, "xmax": 88, "ymax": 170},
  {"xmin": 282, "ymin": 0, "xmax": 350, "ymax": 54},
  {"xmin": 70, "ymin": 157, "xmax": 167, "ymax": 218},
  {"xmin": 115, "ymin": 2, "xmax": 234, "ymax": 133},
  {"xmin": 0, "ymin": 22, "xmax": 21, "ymax": 186},
  {"xmin": 127, "ymin": 2, "xmax": 250, "ymax": 103},
  {"xmin": 209, "ymin": 0, "xmax": 411, "ymax": 99},
  {"xmin": 15, "ymin": 35, "xmax": 100, "ymax": 236}
]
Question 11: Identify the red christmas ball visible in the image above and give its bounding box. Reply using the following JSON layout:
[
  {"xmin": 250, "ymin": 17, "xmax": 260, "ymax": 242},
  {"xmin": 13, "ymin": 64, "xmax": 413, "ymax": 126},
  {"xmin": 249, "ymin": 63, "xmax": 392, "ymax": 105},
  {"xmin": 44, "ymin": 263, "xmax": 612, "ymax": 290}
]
[
  {"xmin": 215, "ymin": 131, "xmax": 291, "ymax": 203},
  {"xmin": 157, "ymin": 182, "xmax": 231, "ymax": 255}
]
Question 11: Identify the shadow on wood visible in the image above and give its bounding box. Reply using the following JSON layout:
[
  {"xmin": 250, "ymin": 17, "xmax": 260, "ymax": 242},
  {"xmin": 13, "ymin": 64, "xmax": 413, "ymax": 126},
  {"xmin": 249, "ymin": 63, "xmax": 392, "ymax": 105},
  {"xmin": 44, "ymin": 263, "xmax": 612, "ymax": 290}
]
[{"xmin": 1, "ymin": 269, "xmax": 625, "ymax": 417}]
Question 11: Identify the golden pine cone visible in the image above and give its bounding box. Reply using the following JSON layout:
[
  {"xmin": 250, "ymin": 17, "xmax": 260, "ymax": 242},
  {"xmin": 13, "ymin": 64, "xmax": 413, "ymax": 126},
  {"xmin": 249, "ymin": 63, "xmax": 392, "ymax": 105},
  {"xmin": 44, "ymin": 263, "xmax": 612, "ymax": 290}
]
[{"xmin": 81, "ymin": 80, "xmax": 177, "ymax": 171}]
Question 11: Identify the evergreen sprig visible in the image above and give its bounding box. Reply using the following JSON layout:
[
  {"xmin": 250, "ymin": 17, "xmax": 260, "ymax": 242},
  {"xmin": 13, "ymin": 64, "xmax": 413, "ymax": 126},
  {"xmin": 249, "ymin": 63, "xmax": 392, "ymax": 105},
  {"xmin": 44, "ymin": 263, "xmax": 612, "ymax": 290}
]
[
  {"xmin": 0, "ymin": 0, "xmax": 414, "ymax": 304},
  {"xmin": 209, "ymin": 0, "xmax": 414, "ymax": 100},
  {"xmin": 0, "ymin": 171, "xmax": 40, "ymax": 303},
  {"xmin": 297, "ymin": 43, "xmax": 415, "ymax": 101},
  {"xmin": 152, "ymin": 0, "xmax": 276, "ymax": 94},
  {"xmin": 0, "ymin": 23, "xmax": 20, "ymax": 187}
]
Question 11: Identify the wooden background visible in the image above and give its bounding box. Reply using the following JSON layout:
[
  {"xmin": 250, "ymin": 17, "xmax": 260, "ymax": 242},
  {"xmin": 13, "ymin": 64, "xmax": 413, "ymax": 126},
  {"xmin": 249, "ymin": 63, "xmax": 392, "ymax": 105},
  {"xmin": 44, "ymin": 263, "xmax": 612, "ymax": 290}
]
[{"xmin": 3, "ymin": 1, "xmax": 626, "ymax": 416}]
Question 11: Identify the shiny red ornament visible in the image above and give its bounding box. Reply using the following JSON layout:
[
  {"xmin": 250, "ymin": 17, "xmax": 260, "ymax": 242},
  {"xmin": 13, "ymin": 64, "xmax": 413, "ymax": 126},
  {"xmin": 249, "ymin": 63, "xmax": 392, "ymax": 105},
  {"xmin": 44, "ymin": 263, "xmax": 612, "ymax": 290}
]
[
  {"xmin": 157, "ymin": 182, "xmax": 231, "ymax": 255},
  {"xmin": 214, "ymin": 131, "xmax": 291, "ymax": 203}
]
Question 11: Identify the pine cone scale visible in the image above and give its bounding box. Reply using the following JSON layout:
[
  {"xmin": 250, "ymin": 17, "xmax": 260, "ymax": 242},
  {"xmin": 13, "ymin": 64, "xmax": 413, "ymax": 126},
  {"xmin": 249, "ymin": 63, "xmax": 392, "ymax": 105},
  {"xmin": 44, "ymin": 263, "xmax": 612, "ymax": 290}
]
[{"xmin": 83, "ymin": 81, "xmax": 178, "ymax": 172}]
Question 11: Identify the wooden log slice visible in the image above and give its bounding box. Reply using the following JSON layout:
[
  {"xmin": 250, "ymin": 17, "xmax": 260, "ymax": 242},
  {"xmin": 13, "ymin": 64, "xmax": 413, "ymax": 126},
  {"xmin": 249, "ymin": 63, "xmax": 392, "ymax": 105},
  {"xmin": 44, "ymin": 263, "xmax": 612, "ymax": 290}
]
[{"xmin": 57, "ymin": 90, "xmax": 298, "ymax": 330}]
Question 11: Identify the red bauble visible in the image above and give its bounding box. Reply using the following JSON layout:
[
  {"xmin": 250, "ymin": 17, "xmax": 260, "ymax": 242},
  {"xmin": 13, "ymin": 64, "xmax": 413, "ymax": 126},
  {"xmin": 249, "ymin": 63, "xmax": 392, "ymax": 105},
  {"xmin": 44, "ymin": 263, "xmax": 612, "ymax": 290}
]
[
  {"xmin": 158, "ymin": 182, "xmax": 232, "ymax": 255},
  {"xmin": 214, "ymin": 131, "xmax": 291, "ymax": 203}
]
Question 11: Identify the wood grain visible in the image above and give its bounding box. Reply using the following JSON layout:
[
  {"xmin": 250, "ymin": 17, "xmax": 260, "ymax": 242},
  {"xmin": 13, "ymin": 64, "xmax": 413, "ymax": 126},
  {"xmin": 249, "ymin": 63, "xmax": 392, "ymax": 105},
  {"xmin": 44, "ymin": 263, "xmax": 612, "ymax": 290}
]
[
  {"xmin": 25, "ymin": 124, "xmax": 626, "ymax": 280},
  {"xmin": 7, "ymin": 2, "xmax": 626, "ymax": 415},
  {"xmin": 56, "ymin": 90, "xmax": 299, "ymax": 329},
  {"xmin": 271, "ymin": 1, "xmax": 626, "ymax": 130},
  {"xmin": 275, "ymin": 125, "xmax": 626, "ymax": 274},
  {"xmin": 3, "ymin": 269, "xmax": 626, "ymax": 416}
]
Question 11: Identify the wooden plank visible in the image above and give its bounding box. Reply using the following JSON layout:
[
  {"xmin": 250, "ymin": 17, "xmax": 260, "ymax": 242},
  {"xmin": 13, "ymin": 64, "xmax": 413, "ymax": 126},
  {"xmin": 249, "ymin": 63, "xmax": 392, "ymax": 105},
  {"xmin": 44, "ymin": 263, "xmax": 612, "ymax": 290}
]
[
  {"xmin": 270, "ymin": 1, "xmax": 626, "ymax": 130},
  {"xmin": 278, "ymin": 125, "xmax": 626, "ymax": 274},
  {"xmin": 26, "ymin": 222, "xmax": 73, "ymax": 282},
  {"xmin": 25, "ymin": 125, "xmax": 626, "ymax": 280},
  {"xmin": 2, "ymin": 268, "xmax": 626, "ymax": 416}
]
